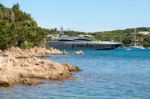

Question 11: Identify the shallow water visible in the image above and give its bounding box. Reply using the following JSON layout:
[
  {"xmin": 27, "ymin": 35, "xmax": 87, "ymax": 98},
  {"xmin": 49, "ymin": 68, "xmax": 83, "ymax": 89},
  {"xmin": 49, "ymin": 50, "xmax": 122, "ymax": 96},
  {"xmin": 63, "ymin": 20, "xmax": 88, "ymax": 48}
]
[{"xmin": 0, "ymin": 48, "xmax": 150, "ymax": 99}]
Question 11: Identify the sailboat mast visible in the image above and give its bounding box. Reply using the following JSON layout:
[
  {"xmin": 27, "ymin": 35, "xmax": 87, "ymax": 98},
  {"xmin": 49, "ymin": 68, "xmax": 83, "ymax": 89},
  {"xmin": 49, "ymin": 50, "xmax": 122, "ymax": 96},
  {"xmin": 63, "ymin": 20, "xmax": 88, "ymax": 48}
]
[{"xmin": 133, "ymin": 28, "xmax": 137, "ymax": 46}]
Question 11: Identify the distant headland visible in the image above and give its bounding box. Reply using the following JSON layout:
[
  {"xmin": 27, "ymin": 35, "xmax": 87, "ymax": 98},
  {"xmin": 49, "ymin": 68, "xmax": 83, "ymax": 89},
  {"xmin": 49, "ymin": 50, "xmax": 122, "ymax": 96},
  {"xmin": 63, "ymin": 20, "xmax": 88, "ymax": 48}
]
[{"xmin": 0, "ymin": 3, "xmax": 150, "ymax": 50}]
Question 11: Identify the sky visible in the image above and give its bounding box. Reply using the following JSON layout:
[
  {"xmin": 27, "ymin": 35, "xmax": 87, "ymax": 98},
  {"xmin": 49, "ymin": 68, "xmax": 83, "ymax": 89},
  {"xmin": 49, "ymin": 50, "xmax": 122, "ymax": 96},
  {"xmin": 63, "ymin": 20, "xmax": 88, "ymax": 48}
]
[{"xmin": 0, "ymin": 0, "xmax": 150, "ymax": 32}]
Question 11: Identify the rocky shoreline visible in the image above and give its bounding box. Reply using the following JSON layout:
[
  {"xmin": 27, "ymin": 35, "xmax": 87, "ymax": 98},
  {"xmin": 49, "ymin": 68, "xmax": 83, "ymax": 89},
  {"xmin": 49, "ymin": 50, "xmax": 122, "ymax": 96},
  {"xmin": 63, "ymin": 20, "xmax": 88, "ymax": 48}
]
[
  {"xmin": 0, "ymin": 47, "xmax": 80, "ymax": 87},
  {"xmin": 4, "ymin": 47, "xmax": 68, "ymax": 58}
]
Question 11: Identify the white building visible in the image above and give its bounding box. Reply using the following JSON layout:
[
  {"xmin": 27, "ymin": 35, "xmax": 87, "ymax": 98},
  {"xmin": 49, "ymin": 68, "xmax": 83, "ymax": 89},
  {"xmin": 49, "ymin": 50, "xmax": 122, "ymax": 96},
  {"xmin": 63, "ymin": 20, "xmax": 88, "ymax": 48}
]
[
  {"xmin": 138, "ymin": 31, "xmax": 150, "ymax": 35},
  {"xmin": 79, "ymin": 34, "xmax": 93, "ymax": 38}
]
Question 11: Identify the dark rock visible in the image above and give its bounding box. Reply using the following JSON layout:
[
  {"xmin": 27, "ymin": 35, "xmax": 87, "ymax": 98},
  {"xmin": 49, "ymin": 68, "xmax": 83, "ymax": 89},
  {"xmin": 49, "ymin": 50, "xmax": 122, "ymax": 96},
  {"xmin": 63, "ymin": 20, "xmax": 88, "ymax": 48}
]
[{"xmin": 0, "ymin": 80, "xmax": 10, "ymax": 87}]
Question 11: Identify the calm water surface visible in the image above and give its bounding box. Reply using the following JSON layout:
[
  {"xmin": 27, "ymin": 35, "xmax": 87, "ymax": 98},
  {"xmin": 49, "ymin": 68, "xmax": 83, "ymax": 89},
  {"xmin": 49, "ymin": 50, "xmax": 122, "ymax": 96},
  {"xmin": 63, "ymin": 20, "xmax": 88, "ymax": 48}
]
[{"xmin": 0, "ymin": 48, "xmax": 150, "ymax": 99}]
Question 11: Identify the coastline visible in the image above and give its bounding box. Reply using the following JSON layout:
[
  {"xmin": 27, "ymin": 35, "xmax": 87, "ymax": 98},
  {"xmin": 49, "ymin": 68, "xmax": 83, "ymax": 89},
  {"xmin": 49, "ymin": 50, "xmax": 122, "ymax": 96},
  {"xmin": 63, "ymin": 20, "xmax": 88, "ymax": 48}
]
[{"xmin": 0, "ymin": 47, "xmax": 80, "ymax": 87}]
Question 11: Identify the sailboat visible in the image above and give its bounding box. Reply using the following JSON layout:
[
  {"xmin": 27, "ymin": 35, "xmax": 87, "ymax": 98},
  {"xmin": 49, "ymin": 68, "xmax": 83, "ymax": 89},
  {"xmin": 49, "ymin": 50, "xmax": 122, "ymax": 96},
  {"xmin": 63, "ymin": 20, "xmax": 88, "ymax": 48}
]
[{"xmin": 130, "ymin": 28, "xmax": 145, "ymax": 49}]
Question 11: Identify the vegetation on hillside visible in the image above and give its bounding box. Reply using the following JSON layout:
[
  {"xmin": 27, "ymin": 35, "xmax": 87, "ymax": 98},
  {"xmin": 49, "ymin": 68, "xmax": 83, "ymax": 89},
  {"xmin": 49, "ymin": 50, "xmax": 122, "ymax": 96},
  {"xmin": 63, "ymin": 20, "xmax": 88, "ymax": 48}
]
[
  {"xmin": 63, "ymin": 28, "xmax": 150, "ymax": 47},
  {"xmin": 92, "ymin": 27, "xmax": 150, "ymax": 47},
  {"xmin": 0, "ymin": 3, "xmax": 150, "ymax": 50},
  {"xmin": 0, "ymin": 3, "xmax": 51, "ymax": 50}
]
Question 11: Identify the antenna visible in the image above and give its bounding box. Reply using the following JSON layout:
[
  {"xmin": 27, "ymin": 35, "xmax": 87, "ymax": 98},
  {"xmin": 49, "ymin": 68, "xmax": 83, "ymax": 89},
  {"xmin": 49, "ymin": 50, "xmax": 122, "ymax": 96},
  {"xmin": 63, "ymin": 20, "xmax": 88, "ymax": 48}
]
[
  {"xmin": 59, "ymin": 27, "xmax": 64, "ymax": 37},
  {"xmin": 135, "ymin": 28, "xmax": 137, "ymax": 34}
]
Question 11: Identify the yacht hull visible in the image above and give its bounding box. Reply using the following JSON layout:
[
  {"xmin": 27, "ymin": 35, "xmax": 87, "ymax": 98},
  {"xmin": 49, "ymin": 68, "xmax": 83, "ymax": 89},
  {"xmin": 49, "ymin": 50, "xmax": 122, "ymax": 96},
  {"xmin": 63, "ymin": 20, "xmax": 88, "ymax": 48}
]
[{"xmin": 46, "ymin": 41, "xmax": 121, "ymax": 50}]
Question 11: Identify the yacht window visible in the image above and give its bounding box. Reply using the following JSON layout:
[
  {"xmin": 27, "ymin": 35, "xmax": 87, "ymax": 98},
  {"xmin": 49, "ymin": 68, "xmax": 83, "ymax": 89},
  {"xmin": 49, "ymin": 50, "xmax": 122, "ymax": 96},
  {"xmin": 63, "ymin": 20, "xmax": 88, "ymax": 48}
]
[
  {"xmin": 58, "ymin": 39, "xmax": 73, "ymax": 41},
  {"xmin": 74, "ymin": 39, "xmax": 91, "ymax": 41}
]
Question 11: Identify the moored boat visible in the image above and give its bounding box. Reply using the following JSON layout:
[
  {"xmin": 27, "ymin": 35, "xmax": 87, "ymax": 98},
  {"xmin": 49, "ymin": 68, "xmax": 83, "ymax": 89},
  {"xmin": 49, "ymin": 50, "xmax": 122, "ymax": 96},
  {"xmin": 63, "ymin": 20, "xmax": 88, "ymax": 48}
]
[{"xmin": 46, "ymin": 27, "xmax": 122, "ymax": 50}]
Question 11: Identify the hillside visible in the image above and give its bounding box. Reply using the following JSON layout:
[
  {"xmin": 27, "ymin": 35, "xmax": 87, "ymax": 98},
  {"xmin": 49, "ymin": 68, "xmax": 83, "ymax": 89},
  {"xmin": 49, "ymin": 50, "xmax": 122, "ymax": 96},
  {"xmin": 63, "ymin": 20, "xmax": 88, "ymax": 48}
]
[
  {"xmin": 0, "ymin": 3, "xmax": 50, "ymax": 50},
  {"xmin": 92, "ymin": 28, "xmax": 150, "ymax": 47},
  {"xmin": 62, "ymin": 28, "xmax": 150, "ymax": 47},
  {"xmin": 0, "ymin": 3, "xmax": 150, "ymax": 49}
]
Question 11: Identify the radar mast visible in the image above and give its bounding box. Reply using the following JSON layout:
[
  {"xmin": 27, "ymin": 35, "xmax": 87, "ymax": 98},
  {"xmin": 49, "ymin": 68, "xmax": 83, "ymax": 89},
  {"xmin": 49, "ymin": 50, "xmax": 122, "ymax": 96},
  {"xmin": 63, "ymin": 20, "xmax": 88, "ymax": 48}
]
[{"xmin": 59, "ymin": 27, "xmax": 64, "ymax": 37}]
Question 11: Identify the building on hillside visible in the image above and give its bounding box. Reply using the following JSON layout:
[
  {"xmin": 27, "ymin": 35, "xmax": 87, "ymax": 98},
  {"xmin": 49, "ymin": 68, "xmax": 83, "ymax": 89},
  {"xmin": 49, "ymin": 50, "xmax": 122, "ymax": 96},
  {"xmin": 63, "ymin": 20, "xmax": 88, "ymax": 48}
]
[
  {"xmin": 47, "ymin": 34, "xmax": 59, "ymax": 40},
  {"xmin": 79, "ymin": 34, "xmax": 93, "ymax": 38},
  {"xmin": 138, "ymin": 31, "xmax": 150, "ymax": 35}
]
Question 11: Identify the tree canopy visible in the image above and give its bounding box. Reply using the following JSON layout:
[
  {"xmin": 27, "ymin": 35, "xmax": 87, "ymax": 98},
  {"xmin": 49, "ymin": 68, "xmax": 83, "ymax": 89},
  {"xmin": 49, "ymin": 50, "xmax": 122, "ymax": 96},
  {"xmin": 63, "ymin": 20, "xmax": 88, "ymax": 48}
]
[{"xmin": 0, "ymin": 3, "xmax": 51, "ymax": 50}]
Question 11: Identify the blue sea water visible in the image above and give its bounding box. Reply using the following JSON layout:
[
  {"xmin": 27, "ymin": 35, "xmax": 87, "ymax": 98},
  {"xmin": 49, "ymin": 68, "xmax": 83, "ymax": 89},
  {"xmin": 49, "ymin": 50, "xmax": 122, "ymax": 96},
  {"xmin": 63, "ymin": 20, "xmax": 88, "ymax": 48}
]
[{"xmin": 0, "ymin": 48, "xmax": 150, "ymax": 99}]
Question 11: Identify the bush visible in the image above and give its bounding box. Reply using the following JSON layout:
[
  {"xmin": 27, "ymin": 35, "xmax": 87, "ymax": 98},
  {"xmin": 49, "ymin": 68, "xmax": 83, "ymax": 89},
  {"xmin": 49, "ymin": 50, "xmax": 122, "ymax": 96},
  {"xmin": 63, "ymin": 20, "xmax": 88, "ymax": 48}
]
[{"xmin": 20, "ymin": 41, "xmax": 34, "ymax": 49}]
